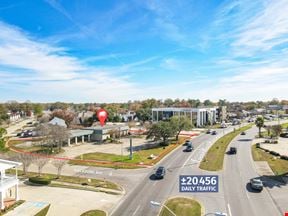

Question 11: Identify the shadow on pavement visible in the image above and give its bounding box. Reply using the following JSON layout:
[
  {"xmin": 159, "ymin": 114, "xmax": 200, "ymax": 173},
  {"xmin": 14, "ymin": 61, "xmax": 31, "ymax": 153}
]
[
  {"xmin": 238, "ymin": 138, "xmax": 253, "ymax": 142},
  {"xmin": 259, "ymin": 173, "xmax": 288, "ymax": 189},
  {"xmin": 246, "ymin": 182, "xmax": 262, "ymax": 193},
  {"xmin": 149, "ymin": 174, "xmax": 162, "ymax": 181}
]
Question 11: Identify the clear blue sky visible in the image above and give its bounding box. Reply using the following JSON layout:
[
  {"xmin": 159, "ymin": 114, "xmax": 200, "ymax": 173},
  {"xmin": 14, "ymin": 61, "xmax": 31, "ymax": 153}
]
[{"xmin": 0, "ymin": 0, "xmax": 288, "ymax": 103}]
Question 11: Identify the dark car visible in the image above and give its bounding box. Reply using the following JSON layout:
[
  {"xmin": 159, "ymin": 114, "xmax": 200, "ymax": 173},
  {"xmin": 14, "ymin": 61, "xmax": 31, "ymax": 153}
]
[
  {"xmin": 185, "ymin": 146, "xmax": 193, "ymax": 152},
  {"xmin": 250, "ymin": 178, "xmax": 263, "ymax": 191},
  {"xmin": 211, "ymin": 131, "xmax": 217, "ymax": 135},
  {"xmin": 241, "ymin": 131, "xmax": 246, "ymax": 135},
  {"xmin": 183, "ymin": 140, "xmax": 192, "ymax": 146},
  {"xmin": 206, "ymin": 129, "xmax": 212, "ymax": 134},
  {"xmin": 229, "ymin": 147, "xmax": 237, "ymax": 154},
  {"xmin": 155, "ymin": 166, "xmax": 166, "ymax": 179}
]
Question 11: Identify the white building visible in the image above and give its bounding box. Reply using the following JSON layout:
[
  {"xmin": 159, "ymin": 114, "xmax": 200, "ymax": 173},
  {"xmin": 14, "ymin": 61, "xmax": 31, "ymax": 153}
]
[
  {"xmin": 152, "ymin": 107, "xmax": 217, "ymax": 127},
  {"xmin": 48, "ymin": 117, "xmax": 67, "ymax": 128},
  {"xmin": 0, "ymin": 159, "xmax": 22, "ymax": 210}
]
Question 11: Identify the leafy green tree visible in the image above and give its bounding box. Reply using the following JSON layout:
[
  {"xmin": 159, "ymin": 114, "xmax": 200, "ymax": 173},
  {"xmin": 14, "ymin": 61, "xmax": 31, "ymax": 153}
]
[
  {"xmin": 203, "ymin": 99, "xmax": 213, "ymax": 107},
  {"xmin": 271, "ymin": 125, "xmax": 282, "ymax": 137},
  {"xmin": 0, "ymin": 104, "xmax": 9, "ymax": 124},
  {"xmin": 255, "ymin": 116, "xmax": 264, "ymax": 137},
  {"xmin": 170, "ymin": 116, "xmax": 192, "ymax": 141},
  {"xmin": 136, "ymin": 108, "xmax": 151, "ymax": 122},
  {"xmin": 33, "ymin": 104, "xmax": 43, "ymax": 116},
  {"xmin": 0, "ymin": 128, "xmax": 7, "ymax": 151},
  {"xmin": 146, "ymin": 121, "xmax": 176, "ymax": 145}
]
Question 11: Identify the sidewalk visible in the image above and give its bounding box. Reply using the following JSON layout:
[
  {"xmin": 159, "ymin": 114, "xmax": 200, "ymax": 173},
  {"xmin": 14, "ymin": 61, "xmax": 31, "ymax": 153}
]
[
  {"xmin": 254, "ymin": 161, "xmax": 275, "ymax": 176},
  {"xmin": 5, "ymin": 201, "xmax": 49, "ymax": 216}
]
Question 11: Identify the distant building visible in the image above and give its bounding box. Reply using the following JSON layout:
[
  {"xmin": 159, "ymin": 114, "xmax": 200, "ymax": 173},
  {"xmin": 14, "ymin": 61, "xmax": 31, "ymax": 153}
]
[
  {"xmin": 216, "ymin": 106, "xmax": 227, "ymax": 122},
  {"xmin": 7, "ymin": 112, "xmax": 21, "ymax": 122},
  {"xmin": 151, "ymin": 107, "xmax": 217, "ymax": 127},
  {"xmin": 283, "ymin": 105, "xmax": 288, "ymax": 114},
  {"xmin": 48, "ymin": 117, "xmax": 67, "ymax": 128},
  {"xmin": 119, "ymin": 110, "xmax": 137, "ymax": 122},
  {"xmin": 0, "ymin": 159, "xmax": 22, "ymax": 210},
  {"xmin": 77, "ymin": 111, "xmax": 95, "ymax": 125}
]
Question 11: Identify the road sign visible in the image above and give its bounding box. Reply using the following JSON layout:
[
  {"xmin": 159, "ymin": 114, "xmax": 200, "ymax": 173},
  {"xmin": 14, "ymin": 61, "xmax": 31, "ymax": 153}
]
[{"xmin": 179, "ymin": 175, "xmax": 219, "ymax": 192}]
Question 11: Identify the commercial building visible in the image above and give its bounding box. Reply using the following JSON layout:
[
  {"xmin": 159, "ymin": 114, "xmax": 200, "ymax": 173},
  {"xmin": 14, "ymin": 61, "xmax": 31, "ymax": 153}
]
[
  {"xmin": 0, "ymin": 159, "xmax": 22, "ymax": 210},
  {"xmin": 67, "ymin": 125, "xmax": 129, "ymax": 145},
  {"xmin": 151, "ymin": 107, "xmax": 217, "ymax": 127}
]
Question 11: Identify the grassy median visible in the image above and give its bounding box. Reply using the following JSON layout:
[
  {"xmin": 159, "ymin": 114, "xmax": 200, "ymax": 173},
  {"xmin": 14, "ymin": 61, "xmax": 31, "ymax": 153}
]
[
  {"xmin": 200, "ymin": 124, "xmax": 253, "ymax": 171},
  {"xmin": 159, "ymin": 197, "xmax": 201, "ymax": 216},
  {"xmin": 80, "ymin": 210, "xmax": 106, "ymax": 216},
  {"xmin": 252, "ymin": 144, "xmax": 288, "ymax": 175}
]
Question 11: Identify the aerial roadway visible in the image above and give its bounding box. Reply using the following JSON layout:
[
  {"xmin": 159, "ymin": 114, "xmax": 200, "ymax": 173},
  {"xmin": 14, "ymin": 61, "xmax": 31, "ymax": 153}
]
[{"xmin": 111, "ymin": 124, "xmax": 284, "ymax": 216}]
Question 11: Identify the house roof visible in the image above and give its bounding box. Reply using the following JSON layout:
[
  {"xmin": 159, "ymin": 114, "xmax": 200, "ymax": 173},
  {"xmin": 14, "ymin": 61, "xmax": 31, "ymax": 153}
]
[
  {"xmin": 49, "ymin": 117, "xmax": 67, "ymax": 128},
  {"xmin": 0, "ymin": 159, "xmax": 22, "ymax": 172}
]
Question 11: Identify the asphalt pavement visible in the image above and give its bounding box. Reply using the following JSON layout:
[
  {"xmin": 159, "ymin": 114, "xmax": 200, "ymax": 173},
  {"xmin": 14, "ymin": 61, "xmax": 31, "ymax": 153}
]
[
  {"xmin": 222, "ymin": 126, "xmax": 283, "ymax": 216},
  {"xmin": 111, "ymin": 126, "xmax": 236, "ymax": 216}
]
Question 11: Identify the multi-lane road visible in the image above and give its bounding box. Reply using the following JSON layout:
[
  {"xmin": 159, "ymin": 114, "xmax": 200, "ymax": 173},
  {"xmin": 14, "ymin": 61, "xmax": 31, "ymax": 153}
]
[
  {"xmin": 111, "ymin": 127, "xmax": 236, "ymax": 216},
  {"xmin": 111, "ymin": 124, "xmax": 286, "ymax": 216},
  {"xmin": 223, "ymin": 127, "xmax": 282, "ymax": 216}
]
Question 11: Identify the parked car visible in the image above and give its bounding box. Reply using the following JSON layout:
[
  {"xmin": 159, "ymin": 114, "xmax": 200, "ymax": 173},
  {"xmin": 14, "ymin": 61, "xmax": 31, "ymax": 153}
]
[
  {"xmin": 211, "ymin": 131, "xmax": 217, "ymax": 135},
  {"xmin": 155, "ymin": 166, "xmax": 166, "ymax": 179},
  {"xmin": 241, "ymin": 131, "xmax": 246, "ymax": 135},
  {"xmin": 229, "ymin": 147, "xmax": 237, "ymax": 154},
  {"xmin": 250, "ymin": 178, "xmax": 263, "ymax": 191}
]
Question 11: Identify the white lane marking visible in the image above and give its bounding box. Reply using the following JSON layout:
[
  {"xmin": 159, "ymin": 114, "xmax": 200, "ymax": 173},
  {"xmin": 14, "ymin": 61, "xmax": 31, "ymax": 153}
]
[
  {"xmin": 227, "ymin": 203, "xmax": 232, "ymax": 216},
  {"xmin": 132, "ymin": 205, "xmax": 141, "ymax": 216},
  {"xmin": 245, "ymin": 191, "xmax": 250, "ymax": 200}
]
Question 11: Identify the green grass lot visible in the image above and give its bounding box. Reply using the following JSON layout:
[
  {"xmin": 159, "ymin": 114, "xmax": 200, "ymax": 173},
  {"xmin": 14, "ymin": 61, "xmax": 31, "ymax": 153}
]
[
  {"xmin": 252, "ymin": 144, "xmax": 288, "ymax": 175},
  {"xmin": 199, "ymin": 124, "xmax": 253, "ymax": 171},
  {"xmin": 8, "ymin": 139, "xmax": 64, "ymax": 154},
  {"xmin": 7, "ymin": 170, "xmax": 121, "ymax": 191},
  {"xmin": 80, "ymin": 210, "xmax": 106, "ymax": 216},
  {"xmin": 0, "ymin": 200, "xmax": 25, "ymax": 216},
  {"xmin": 69, "ymin": 137, "xmax": 186, "ymax": 169},
  {"xmin": 34, "ymin": 204, "xmax": 50, "ymax": 216},
  {"xmin": 281, "ymin": 122, "xmax": 288, "ymax": 129},
  {"xmin": 159, "ymin": 197, "xmax": 201, "ymax": 216}
]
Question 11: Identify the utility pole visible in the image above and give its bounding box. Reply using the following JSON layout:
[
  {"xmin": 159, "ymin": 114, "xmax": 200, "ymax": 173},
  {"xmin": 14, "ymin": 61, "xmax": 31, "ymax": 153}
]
[{"xmin": 129, "ymin": 136, "xmax": 133, "ymax": 160}]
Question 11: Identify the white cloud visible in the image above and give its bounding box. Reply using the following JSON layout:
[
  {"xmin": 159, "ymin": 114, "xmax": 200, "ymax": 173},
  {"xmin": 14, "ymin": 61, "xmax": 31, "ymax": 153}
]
[{"xmin": 0, "ymin": 21, "xmax": 139, "ymax": 102}]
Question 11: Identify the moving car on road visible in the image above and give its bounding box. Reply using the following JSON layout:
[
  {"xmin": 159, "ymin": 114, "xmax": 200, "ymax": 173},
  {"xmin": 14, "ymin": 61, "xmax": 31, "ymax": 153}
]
[
  {"xmin": 206, "ymin": 129, "xmax": 212, "ymax": 134},
  {"xmin": 183, "ymin": 140, "xmax": 192, "ymax": 146},
  {"xmin": 241, "ymin": 131, "xmax": 246, "ymax": 135},
  {"xmin": 155, "ymin": 166, "xmax": 166, "ymax": 179},
  {"xmin": 211, "ymin": 130, "xmax": 217, "ymax": 135},
  {"xmin": 185, "ymin": 145, "xmax": 193, "ymax": 152},
  {"xmin": 250, "ymin": 178, "xmax": 263, "ymax": 191},
  {"xmin": 229, "ymin": 147, "xmax": 237, "ymax": 154}
]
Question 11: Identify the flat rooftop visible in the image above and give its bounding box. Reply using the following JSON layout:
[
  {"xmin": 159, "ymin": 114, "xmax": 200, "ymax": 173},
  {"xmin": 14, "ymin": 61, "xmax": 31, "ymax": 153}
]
[{"xmin": 0, "ymin": 159, "xmax": 22, "ymax": 172}]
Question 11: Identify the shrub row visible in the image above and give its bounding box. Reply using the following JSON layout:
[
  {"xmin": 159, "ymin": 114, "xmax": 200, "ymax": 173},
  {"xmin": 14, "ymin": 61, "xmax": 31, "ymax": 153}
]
[
  {"xmin": 256, "ymin": 143, "xmax": 288, "ymax": 160},
  {"xmin": 29, "ymin": 177, "xmax": 51, "ymax": 185}
]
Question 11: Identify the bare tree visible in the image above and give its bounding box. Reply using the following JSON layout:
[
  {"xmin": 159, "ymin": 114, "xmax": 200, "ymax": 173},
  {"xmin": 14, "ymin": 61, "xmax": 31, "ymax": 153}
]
[
  {"xmin": 35, "ymin": 124, "xmax": 70, "ymax": 153},
  {"xmin": 52, "ymin": 159, "xmax": 67, "ymax": 178},
  {"xmin": 34, "ymin": 157, "xmax": 49, "ymax": 176},
  {"xmin": 12, "ymin": 153, "xmax": 35, "ymax": 175},
  {"xmin": 49, "ymin": 125, "xmax": 70, "ymax": 151}
]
